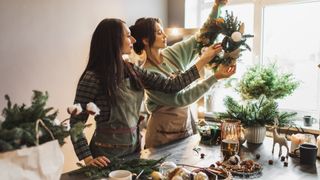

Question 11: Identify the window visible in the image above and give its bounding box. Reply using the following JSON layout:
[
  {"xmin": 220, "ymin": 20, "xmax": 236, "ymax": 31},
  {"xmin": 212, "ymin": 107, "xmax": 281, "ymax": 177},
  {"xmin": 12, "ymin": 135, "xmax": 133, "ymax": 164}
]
[
  {"xmin": 186, "ymin": 0, "xmax": 255, "ymax": 112},
  {"xmin": 263, "ymin": 2, "xmax": 320, "ymax": 118},
  {"xmin": 185, "ymin": 0, "xmax": 320, "ymax": 127}
]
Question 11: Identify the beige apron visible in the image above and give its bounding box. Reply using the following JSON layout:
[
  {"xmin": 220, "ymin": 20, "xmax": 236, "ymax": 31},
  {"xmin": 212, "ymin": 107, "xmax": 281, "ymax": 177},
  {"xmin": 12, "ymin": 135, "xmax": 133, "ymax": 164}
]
[
  {"xmin": 145, "ymin": 106, "xmax": 194, "ymax": 148},
  {"xmin": 144, "ymin": 56, "xmax": 196, "ymax": 148}
]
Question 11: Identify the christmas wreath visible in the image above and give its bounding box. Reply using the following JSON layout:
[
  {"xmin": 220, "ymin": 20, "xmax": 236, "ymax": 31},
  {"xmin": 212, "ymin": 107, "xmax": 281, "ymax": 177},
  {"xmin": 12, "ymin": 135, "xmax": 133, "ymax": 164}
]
[{"xmin": 196, "ymin": 10, "xmax": 254, "ymax": 70}]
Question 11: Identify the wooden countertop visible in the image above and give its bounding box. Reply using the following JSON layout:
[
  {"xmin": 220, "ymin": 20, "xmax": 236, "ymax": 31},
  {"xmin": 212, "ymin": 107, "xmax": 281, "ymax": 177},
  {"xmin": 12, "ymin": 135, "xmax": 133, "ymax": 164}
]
[{"xmin": 61, "ymin": 134, "xmax": 319, "ymax": 180}]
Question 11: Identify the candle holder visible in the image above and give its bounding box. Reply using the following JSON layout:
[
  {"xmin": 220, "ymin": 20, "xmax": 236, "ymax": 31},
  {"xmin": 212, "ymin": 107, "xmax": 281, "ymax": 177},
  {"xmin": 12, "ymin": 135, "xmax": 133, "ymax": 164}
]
[{"xmin": 221, "ymin": 119, "xmax": 241, "ymax": 160}]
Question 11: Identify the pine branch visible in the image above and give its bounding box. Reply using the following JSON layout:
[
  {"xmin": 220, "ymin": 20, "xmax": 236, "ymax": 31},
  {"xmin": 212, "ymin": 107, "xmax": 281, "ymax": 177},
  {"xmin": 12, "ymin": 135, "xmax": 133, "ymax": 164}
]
[
  {"xmin": 71, "ymin": 156, "xmax": 169, "ymax": 179},
  {"xmin": 0, "ymin": 91, "xmax": 87, "ymax": 153}
]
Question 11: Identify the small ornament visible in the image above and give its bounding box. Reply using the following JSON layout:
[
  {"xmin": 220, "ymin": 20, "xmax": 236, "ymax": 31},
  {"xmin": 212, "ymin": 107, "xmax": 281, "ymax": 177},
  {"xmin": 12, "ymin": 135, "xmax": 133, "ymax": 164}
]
[
  {"xmin": 255, "ymin": 153, "xmax": 261, "ymax": 160},
  {"xmin": 200, "ymin": 153, "xmax": 205, "ymax": 159},
  {"xmin": 272, "ymin": 118, "xmax": 289, "ymax": 158},
  {"xmin": 159, "ymin": 161, "xmax": 177, "ymax": 177},
  {"xmin": 172, "ymin": 175, "xmax": 183, "ymax": 180},
  {"xmin": 284, "ymin": 161, "xmax": 288, "ymax": 167},
  {"xmin": 194, "ymin": 171, "xmax": 209, "ymax": 180},
  {"xmin": 231, "ymin": 31, "xmax": 242, "ymax": 42},
  {"xmin": 150, "ymin": 171, "xmax": 164, "ymax": 180},
  {"xmin": 280, "ymin": 156, "xmax": 286, "ymax": 162},
  {"xmin": 228, "ymin": 155, "xmax": 241, "ymax": 165},
  {"xmin": 216, "ymin": 161, "xmax": 222, "ymax": 166},
  {"xmin": 268, "ymin": 160, "xmax": 273, "ymax": 165}
]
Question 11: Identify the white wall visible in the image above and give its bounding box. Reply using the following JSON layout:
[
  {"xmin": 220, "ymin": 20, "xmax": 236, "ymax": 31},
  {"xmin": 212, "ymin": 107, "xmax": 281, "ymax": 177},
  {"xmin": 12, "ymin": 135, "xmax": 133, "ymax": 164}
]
[
  {"xmin": 0, "ymin": 0, "xmax": 167, "ymax": 172},
  {"xmin": 168, "ymin": 0, "xmax": 185, "ymax": 27}
]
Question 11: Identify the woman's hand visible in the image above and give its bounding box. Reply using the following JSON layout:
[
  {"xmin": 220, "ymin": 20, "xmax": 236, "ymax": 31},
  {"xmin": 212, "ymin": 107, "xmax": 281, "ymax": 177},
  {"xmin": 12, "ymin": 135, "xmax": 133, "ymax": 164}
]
[
  {"xmin": 195, "ymin": 43, "xmax": 223, "ymax": 71},
  {"xmin": 214, "ymin": 63, "xmax": 237, "ymax": 80},
  {"xmin": 84, "ymin": 155, "xmax": 110, "ymax": 167}
]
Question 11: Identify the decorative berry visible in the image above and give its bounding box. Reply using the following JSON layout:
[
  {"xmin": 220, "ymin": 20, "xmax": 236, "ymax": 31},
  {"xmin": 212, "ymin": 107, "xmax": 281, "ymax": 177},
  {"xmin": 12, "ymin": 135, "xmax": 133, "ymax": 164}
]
[
  {"xmin": 268, "ymin": 160, "xmax": 273, "ymax": 165},
  {"xmin": 200, "ymin": 153, "xmax": 205, "ymax": 159},
  {"xmin": 284, "ymin": 161, "xmax": 288, "ymax": 167},
  {"xmin": 216, "ymin": 161, "xmax": 222, "ymax": 166},
  {"xmin": 255, "ymin": 154, "xmax": 260, "ymax": 160},
  {"xmin": 280, "ymin": 156, "xmax": 286, "ymax": 162}
]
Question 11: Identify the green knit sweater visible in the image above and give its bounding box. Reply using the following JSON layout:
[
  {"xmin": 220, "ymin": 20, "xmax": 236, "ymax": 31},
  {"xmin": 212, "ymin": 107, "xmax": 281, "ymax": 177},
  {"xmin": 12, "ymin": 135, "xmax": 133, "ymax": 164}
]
[
  {"xmin": 143, "ymin": 2, "xmax": 225, "ymax": 113},
  {"xmin": 143, "ymin": 36, "xmax": 218, "ymax": 113}
]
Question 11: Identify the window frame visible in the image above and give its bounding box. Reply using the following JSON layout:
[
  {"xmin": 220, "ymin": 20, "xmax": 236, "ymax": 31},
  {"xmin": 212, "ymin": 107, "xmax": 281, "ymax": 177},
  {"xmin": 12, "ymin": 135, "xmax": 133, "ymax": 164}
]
[
  {"xmin": 187, "ymin": 0, "xmax": 320, "ymax": 128},
  {"xmin": 196, "ymin": 0, "xmax": 318, "ymax": 64}
]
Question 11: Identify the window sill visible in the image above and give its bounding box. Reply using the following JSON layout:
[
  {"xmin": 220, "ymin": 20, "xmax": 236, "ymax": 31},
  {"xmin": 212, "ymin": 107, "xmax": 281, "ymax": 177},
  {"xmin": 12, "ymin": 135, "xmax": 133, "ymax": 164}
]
[{"xmin": 204, "ymin": 112, "xmax": 320, "ymax": 136}]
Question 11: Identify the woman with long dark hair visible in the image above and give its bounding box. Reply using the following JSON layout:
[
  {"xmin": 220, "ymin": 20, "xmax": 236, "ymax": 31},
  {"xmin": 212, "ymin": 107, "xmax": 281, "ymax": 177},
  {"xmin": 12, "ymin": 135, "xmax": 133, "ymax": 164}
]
[
  {"xmin": 129, "ymin": 0, "xmax": 234, "ymax": 148},
  {"xmin": 70, "ymin": 18, "xmax": 226, "ymax": 167}
]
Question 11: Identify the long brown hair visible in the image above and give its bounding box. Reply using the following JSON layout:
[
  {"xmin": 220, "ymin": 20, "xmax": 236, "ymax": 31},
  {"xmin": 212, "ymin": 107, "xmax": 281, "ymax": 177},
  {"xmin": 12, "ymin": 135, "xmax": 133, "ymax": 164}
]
[{"xmin": 81, "ymin": 18, "xmax": 125, "ymax": 105}]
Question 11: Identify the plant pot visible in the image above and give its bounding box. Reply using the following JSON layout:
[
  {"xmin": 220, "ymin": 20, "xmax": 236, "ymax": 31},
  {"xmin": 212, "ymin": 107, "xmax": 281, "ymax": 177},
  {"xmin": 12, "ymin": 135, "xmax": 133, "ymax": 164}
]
[{"xmin": 244, "ymin": 126, "xmax": 266, "ymax": 144}]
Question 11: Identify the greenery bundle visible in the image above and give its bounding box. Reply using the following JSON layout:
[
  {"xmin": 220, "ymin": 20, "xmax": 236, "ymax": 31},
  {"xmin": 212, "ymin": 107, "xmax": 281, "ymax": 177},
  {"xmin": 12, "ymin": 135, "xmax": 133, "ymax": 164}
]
[
  {"xmin": 71, "ymin": 156, "xmax": 168, "ymax": 179},
  {"xmin": 0, "ymin": 90, "xmax": 85, "ymax": 153},
  {"xmin": 237, "ymin": 63, "xmax": 300, "ymax": 100}
]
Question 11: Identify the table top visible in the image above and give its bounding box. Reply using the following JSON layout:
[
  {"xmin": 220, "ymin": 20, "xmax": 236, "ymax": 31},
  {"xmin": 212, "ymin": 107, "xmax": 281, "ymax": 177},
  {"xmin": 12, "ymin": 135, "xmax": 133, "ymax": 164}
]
[{"xmin": 61, "ymin": 134, "xmax": 319, "ymax": 180}]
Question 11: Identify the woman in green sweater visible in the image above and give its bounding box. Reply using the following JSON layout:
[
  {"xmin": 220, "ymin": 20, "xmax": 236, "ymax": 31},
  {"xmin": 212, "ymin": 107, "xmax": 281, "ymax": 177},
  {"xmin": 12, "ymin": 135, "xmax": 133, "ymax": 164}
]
[{"xmin": 130, "ymin": 0, "xmax": 235, "ymax": 148}]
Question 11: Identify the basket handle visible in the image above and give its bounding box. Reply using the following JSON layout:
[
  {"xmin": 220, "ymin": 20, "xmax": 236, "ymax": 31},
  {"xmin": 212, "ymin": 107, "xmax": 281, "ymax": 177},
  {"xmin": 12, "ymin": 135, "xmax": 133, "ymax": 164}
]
[{"xmin": 35, "ymin": 119, "xmax": 55, "ymax": 145}]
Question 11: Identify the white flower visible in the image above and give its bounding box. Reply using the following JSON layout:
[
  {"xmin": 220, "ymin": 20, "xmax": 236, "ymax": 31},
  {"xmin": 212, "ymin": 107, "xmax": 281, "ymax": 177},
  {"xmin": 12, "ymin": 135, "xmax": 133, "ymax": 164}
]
[
  {"xmin": 21, "ymin": 145, "xmax": 28, "ymax": 149},
  {"xmin": 62, "ymin": 120, "xmax": 71, "ymax": 131},
  {"xmin": 231, "ymin": 31, "xmax": 242, "ymax": 42},
  {"xmin": 86, "ymin": 102, "xmax": 100, "ymax": 116},
  {"xmin": 38, "ymin": 129, "xmax": 44, "ymax": 137},
  {"xmin": 52, "ymin": 118, "xmax": 61, "ymax": 126},
  {"xmin": 67, "ymin": 103, "xmax": 83, "ymax": 115},
  {"xmin": 0, "ymin": 116, "xmax": 5, "ymax": 123}
]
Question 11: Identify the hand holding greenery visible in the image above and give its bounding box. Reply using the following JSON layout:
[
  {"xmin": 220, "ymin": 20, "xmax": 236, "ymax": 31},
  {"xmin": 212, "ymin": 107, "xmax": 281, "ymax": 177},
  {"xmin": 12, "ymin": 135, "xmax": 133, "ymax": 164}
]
[{"xmin": 72, "ymin": 156, "xmax": 168, "ymax": 179}]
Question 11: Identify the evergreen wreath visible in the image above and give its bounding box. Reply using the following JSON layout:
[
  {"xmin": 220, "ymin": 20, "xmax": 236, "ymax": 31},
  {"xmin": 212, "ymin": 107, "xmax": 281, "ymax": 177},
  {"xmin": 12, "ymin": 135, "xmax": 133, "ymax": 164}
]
[{"xmin": 196, "ymin": 10, "xmax": 254, "ymax": 70}]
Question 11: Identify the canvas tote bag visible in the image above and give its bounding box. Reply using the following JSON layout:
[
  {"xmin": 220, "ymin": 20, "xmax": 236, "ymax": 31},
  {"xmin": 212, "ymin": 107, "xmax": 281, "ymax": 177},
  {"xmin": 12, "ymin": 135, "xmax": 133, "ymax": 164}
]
[{"xmin": 0, "ymin": 119, "xmax": 64, "ymax": 180}]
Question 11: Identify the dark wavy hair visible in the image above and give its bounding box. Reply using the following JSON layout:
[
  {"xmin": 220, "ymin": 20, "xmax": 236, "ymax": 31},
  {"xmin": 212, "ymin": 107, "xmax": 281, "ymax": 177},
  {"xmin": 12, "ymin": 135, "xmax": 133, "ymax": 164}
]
[
  {"xmin": 80, "ymin": 18, "xmax": 125, "ymax": 105},
  {"xmin": 129, "ymin": 17, "xmax": 161, "ymax": 55}
]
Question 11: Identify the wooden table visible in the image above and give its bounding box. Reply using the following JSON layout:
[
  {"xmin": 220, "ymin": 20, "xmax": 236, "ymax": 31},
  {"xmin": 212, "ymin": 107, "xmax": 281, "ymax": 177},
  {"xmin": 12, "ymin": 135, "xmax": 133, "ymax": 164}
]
[{"xmin": 61, "ymin": 134, "xmax": 320, "ymax": 179}]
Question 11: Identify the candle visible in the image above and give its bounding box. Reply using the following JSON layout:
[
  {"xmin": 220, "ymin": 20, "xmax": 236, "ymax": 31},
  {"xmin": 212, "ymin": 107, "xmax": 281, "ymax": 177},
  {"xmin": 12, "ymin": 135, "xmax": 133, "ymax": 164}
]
[{"xmin": 290, "ymin": 133, "xmax": 304, "ymax": 153}]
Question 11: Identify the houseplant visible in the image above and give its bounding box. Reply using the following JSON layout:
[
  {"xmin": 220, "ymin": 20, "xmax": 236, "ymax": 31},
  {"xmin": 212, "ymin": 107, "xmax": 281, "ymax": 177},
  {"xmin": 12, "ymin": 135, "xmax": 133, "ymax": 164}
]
[
  {"xmin": 218, "ymin": 63, "xmax": 299, "ymax": 143},
  {"xmin": 237, "ymin": 63, "xmax": 299, "ymax": 100}
]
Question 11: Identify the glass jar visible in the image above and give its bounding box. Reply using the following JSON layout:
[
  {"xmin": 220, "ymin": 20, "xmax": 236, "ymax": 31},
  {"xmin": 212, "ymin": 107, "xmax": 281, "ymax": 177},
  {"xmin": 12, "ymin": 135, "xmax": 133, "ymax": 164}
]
[{"xmin": 220, "ymin": 119, "xmax": 241, "ymax": 159}]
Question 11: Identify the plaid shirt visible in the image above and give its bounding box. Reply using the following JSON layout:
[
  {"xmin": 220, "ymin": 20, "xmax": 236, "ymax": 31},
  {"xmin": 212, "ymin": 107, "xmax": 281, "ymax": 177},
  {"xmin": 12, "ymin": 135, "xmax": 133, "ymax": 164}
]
[{"xmin": 70, "ymin": 63, "xmax": 199, "ymax": 160}]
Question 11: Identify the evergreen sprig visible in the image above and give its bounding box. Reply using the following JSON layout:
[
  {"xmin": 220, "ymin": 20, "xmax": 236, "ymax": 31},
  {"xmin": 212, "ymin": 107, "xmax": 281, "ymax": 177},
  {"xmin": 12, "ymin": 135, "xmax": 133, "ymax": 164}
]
[
  {"xmin": 0, "ymin": 90, "xmax": 84, "ymax": 153},
  {"xmin": 218, "ymin": 95, "xmax": 296, "ymax": 128},
  {"xmin": 237, "ymin": 63, "xmax": 300, "ymax": 100},
  {"xmin": 71, "ymin": 155, "xmax": 169, "ymax": 179}
]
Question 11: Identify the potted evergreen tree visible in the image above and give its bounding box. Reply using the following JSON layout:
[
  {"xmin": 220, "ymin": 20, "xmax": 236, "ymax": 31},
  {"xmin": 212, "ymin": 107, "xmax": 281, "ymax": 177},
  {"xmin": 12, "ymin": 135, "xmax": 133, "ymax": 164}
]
[{"xmin": 218, "ymin": 63, "xmax": 299, "ymax": 143}]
